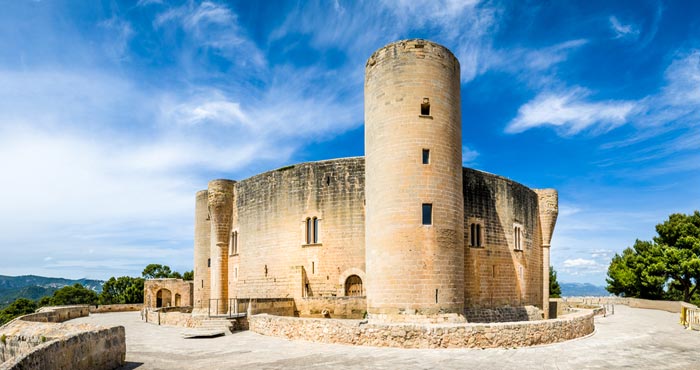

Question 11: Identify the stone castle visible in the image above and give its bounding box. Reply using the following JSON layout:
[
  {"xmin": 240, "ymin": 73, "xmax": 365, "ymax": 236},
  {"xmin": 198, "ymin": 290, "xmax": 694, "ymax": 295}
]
[{"xmin": 192, "ymin": 39, "xmax": 558, "ymax": 323}]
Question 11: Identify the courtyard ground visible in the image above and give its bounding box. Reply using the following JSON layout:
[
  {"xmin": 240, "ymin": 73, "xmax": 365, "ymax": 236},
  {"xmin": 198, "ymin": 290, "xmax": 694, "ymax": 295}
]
[{"xmin": 72, "ymin": 305, "xmax": 700, "ymax": 369}]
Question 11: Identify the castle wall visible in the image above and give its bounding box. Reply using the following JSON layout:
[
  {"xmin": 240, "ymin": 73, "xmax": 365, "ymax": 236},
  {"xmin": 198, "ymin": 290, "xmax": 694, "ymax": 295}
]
[
  {"xmin": 462, "ymin": 168, "xmax": 544, "ymax": 314},
  {"xmin": 365, "ymin": 39, "xmax": 465, "ymax": 320},
  {"xmin": 228, "ymin": 158, "xmax": 366, "ymax": 301},
  {"xmin": 144, "ymin": 279, "xmax": 193, "ymax": 308}
]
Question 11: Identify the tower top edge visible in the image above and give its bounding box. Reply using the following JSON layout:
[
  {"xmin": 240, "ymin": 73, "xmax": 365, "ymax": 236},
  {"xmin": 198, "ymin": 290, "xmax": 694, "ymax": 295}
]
[{"xmin": 366, "ymin": 39, "xmax": 458, "ymax": 68}]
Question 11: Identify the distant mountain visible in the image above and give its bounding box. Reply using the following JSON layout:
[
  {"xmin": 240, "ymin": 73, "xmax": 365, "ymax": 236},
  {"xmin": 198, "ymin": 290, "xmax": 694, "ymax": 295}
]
[
  {"xmin": 560, "ymin": 282, "xmax": 610, "ymax": 297},
  {"xmin": 0, "ymin": 275, "xmax": 103, "ymax": 308}
]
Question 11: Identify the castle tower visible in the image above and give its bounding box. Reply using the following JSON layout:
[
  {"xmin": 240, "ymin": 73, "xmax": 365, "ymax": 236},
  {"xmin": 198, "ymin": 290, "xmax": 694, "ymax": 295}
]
[
  {"xmin": 365, "ymin": 39, "xmax": 465, "ymax": 322},
  {"xmin": 207, "ymin": 179, "xmax": 236, "ymax": 315},
  {"xmin": 535, "ymin": 189, "xmax": 558, "ymax": 318},
  {"xmin": 192, "ymin": 190, "xmax": 211, "ymax": 315}
]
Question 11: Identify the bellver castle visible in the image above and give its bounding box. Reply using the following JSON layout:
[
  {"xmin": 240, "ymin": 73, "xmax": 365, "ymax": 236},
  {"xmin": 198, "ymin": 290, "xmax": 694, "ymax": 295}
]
[{"xmin": 188, "ymin": 39, "xmax": 559, "ymax": 323}]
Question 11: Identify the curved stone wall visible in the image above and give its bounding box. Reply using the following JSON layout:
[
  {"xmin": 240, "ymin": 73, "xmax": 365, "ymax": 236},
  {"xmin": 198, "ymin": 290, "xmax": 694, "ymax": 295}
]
[
  {"xmin": 462, "ymin": 168, "xmax": 544, "ymax": 318},
  {"xmin": 248, "ymin": 310, "xmax": 594, "ymax": 349}
]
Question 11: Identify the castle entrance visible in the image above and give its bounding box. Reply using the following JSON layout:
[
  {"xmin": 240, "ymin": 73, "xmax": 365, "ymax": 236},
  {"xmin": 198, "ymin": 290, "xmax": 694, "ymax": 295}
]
[
  {"xmin": 156, "ymin": 288, "xmax": 172, "ymax": 308},
  {"xmin": 345, "ymin": 275, "xmax": 363, "ymax": 296}
]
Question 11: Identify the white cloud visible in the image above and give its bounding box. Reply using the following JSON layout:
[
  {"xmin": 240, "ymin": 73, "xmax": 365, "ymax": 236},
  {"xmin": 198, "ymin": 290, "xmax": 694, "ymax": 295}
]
[
  {"xmin": 462, "ymin": 145, "xmax": 479, "ymax": 166},
  {"xmin": 609, "ymin": 16, "xmax": 640, "ymax": 40},
  {"xmin": 563, "ymin": 258, "xmax": 597, "ymax": 267},
  {"xmin": 506, "ymin": 87, "xmax": 636, "ymax": 134}
]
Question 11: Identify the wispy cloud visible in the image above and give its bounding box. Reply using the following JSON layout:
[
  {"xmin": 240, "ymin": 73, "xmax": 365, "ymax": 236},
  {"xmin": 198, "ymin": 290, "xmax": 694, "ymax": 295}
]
[
  {"xmin": 506, "ymin": 87, "xmax": 636, "ymax": 134},
  {"xmin": 609, "ymin": 16, "xmax": 640, "ymax": 40}
]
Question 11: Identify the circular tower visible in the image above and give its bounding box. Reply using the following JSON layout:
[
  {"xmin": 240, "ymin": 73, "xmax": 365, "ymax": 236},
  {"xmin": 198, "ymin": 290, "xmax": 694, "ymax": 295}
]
[
  {"xmin": 207, "ymin": 179, "xmax": 236, "ymax": 315},
  {"xmin": 192, "ymin": 189, "xmax": 210, "ymax": 315},
  {"xmin": 365, "ymin": 39, "xmax": 465, "ymax": 322}
]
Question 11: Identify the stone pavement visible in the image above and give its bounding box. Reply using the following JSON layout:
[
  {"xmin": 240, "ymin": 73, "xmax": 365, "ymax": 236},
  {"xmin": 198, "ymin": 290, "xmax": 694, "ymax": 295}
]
[{"xmin": 71, "ymin": 305, "xmax": 700, "ymax": 369}]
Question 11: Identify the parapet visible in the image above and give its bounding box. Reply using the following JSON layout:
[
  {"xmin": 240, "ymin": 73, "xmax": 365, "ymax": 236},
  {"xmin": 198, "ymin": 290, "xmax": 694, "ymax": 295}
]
[{"xmin": 365, "ymin": 38, "xmax": 459, "ymax": 72}]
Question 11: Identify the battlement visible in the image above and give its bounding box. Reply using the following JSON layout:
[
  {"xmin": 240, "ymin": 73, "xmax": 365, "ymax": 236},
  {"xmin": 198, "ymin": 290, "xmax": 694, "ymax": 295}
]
[{"xmin": 365, "ymin": 38, "xmax": 459, "ymax": 72}]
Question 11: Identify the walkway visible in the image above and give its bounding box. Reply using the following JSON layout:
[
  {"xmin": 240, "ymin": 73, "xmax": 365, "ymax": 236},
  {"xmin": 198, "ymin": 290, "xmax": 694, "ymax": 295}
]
[{"xmin": 71, "ymin": 305, "xmax": 700, "ymax": 369}]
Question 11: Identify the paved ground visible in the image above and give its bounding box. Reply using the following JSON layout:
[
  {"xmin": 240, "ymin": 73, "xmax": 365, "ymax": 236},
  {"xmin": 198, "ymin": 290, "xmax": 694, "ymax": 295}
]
[{"xmin": 72, "ymin": 305, "xmax": 700, "ymax": 369}]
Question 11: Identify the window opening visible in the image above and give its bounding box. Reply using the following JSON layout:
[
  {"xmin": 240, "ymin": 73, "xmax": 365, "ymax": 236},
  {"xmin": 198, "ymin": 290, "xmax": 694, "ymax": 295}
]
[
  {"xmin": 435, "ymin": 289, "xmax": 439, "ymax": 303},
  {"xmin": 264, "ymin": 264, "xmax": 268, "ymax": 277},
  {"xmin": 230, "ymin": 231, "xmax": 238, "ymax": 255},
  {"xmin": 514, "ymin": 226, "xmax": 522, "ymax": 251},
  {"xmin": 305, "ymin": 218, "xmax": 312, "ymax": 244},
  {"xmin": 470, "ymin": 223, "xmax": 482, "ymax": 247},
  {"xmin": 422, "ymin": 204, "xmax": 432, "ymax": 225},
  {"xmin": 421, "ymin": 98, "xmax": 430, "ymax": 116},
  {"xmin": 207, "ymin": 258, "xmax": 210, "ymax": 267},
  {"xmin": 313, "ymin": 217, "xmax": 319, "ymax": 243},
  {"xmin": 312, "ymin": 261, "xmax": 315, "ymax": 275},
  {"xmin": 422, "ymin": 149, "xmax": 430, "ymax": 164}
]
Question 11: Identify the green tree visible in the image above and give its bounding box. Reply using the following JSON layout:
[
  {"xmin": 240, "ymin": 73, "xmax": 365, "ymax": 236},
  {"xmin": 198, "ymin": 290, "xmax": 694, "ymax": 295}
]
[
  {"xmin": 142, "ymin": 264, "xmax": 173, "ymax": 279},
  {"xmin": 654, "ymin": 211, "xmax": 700, "ymax": 302},
  {"xmin": 48, "ymin": 283, "xmax": 99, "ymax": 306},
  {"xmin": 182, "ymin": 270, "xmax": 193, "ymax": 281},
  {"xmin": 0, "ymin": 298, "xmax": 37, "ymax": 325},
  {"xmin": 606, "ymin": 211, "xmax": 700, "ymax": 302},
  {"xmin": 100, "ymin": 276, "xmax": 144, "ymax": 304},
  {"xmin": 549, "ymin": 266, "xmax": 562, "ymax": 298}
]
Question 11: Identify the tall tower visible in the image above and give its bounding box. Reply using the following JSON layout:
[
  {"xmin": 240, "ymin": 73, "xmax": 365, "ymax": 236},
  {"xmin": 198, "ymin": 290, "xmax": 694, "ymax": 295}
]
[
  {"xmin": 207, "ymin": 179, "xmax": 235, "ymax": 315},
  {"xmin": 192, "ymin": 189, "xmax": 211, "ymax": 315},
  {"xmin": 535, "ymin": 189, "xmax": 558, "ymax": 318},
  {"xmin": 365, "ymin": 39, "xmax": 465, "ymax": 322}
]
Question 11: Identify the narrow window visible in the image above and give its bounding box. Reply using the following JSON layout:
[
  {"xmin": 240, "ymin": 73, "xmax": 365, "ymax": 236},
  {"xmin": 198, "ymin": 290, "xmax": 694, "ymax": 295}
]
[
  {"xmin": 422, "ymin": 149, "xmax": 430, "ymax": 164},
  {"xmin": 514, "ymin": 226, "xmax": 522, "ymax": 251},
  {"xmin": 421, "ymin": 98, "xmax": 430, "ymax": 116},
  {"xmin": 435, "ymin": 289, "xmax": 439, "ymax": 303},
  {"xmin": 264, "ymin": 264, "xmax": 268, "ymax": 277},
  {"xmin": 230, "ymin": 231, "xmax": 238, "ymax": 255},
  {"xmin": 305, "ymin": 218, "xmax": 312, "ymax": 244},
  {"xmin": 312, "ymin": 261, "xmax": 315, "ymax": 275},
  {"xmin": 201, "ymin": 280, "xmax": 204, "ymax": 288},
  {"xmin": 470, "ymin": 223, "xmax": 476, "ymax": 246},
  {"xmin": 313, "ymin": 217, "xmax": 319, "ymax": 243},
  {"xmin": 476, "ymin": 224, "xmax": 482, "ymax": 247},
  {"xmin": 422, "ymin": 203, "xmax": 432, "ymax": 225},
  {"xmin": 207, "ymin": 258, "xmax": 210, "ymax": 268}
]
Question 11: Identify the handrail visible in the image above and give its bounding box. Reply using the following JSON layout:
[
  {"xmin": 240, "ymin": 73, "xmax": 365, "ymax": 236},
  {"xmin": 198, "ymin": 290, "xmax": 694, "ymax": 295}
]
[{"xmin": 208, "ymin": 298, "xmax": 249, "ymax": 318}]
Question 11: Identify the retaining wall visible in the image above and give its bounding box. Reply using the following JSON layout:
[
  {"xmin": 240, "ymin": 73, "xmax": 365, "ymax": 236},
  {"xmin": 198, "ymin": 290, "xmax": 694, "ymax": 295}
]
[
  {"xmin": 0, "ymin": 306, "xmax": 125, "ymax": 370},
  {"xmin": 296, "ymin": 297, "xmax": 366, "ymax": 319},
  {"xmin": 248, "ymin": 309, "xmax": 594, "ymax": 349}
]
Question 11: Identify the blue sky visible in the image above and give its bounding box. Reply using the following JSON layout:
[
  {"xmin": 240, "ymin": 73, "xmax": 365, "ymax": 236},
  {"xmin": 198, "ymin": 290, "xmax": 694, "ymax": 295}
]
[{"xmin": 0, "ymin": 0, "xmax": 698, "ymax": 285}]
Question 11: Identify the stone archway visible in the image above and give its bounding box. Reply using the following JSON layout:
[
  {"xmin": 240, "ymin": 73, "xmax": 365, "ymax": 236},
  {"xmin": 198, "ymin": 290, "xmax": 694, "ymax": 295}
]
[
  {"xmin": 174, "ymin": 293, "xmax": 181, "ymax": 307},
  {"xmin": 338, "ymin": 268, "xmax": 366, "ymax": 297},
  {"xmin": 156, "ymin": 288, "xmax": 172, "ymax": 308},
  {"xmin": 345, "ymin": 275, "xmax": 363, "ymax": 296}
]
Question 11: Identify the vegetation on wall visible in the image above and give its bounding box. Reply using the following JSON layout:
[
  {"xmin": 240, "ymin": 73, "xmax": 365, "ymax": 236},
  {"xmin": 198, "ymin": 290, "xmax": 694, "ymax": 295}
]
[{"xmin": 606, "ymin": 211, "xmax": 700, "ymax": 304}]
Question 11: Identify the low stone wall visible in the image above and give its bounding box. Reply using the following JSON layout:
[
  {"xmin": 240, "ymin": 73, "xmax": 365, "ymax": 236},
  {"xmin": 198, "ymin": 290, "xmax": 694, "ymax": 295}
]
[
  {"xmin": 0, "ymin": 307, "xmax": 125, "ymax": 370},
  {"xmin": 90, "ymin": 304, "xmax": 143, "ymax": 313},
  {"xmin": 464, "ymin": 305, "xmax": 542, "ymax": 323},
  {"xmin": 560, "ymin": 297, "xmax": 692, "ymax": 314},
  {"xmin": 143, "ymin": 308, "xmax": 203, "ymax": 328},
  {"xmin": 248, "ymin": 309, "xmax": 595, "ymax": 349},
  {"xmin": 22, "ymin": 306, "xmax": 90, "ymax": 323},
  {"xmin": 296, "ymin": 297, "xmax": 366, "ymax": 319},
  {"xmin": 249, "ymin": 298, "xmax": 295, "ymax": 316}
]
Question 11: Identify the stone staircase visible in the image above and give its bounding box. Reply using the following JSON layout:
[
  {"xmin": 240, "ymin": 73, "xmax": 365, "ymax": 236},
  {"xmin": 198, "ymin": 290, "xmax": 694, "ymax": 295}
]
[{"xmin": 197, "ymin": 318, "xmax": 237, "ymax": 334}]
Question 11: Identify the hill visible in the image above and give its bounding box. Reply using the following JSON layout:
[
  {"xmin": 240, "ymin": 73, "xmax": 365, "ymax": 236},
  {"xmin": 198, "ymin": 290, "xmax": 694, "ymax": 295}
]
[
  {"xmin": 0, "ymin": 275, "xmax": 103, "ymax": 308},
  {"xmin": 560, "ymin": 282, "xmax": 610, "ymax": 297}
]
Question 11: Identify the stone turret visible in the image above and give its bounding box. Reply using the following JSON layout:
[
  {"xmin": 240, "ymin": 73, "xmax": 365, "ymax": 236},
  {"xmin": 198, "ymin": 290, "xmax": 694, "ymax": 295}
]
[
  {"xmin": 535, "ymin": 189, "xmax": 558, "ymax": 318},
  {"xmin": 192, "ymin": 190, "xmax": 211, "ymax": 315},
  {"xmin": 208, "ymin": 179, "xmax": 236, "ymax": 315},
  {"xmin": 365, "ymin": 39, "xmax": 465, "ymax": 322}
]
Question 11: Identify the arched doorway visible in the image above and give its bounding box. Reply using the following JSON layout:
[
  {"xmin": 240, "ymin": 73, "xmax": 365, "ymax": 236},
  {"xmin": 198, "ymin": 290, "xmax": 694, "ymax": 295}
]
[
  {"xmin": 156, "ymin": 288, "xmax": 172, "ymax": 308},
  {"xmin": 345, "ymin": 275, "xmax": 363, "ymax": 296},
  {"xmin": 174, "ymin": 293, "xmax": 181, "ymax": 307}
]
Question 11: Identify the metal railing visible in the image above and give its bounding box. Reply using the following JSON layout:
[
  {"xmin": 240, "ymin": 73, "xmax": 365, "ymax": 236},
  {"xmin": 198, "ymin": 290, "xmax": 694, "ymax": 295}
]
[
  {"xmin": 681, "ymin": 306, "xmax": 700, "ymax": 330},
  {"xmin": 208, "ymin": 298, "xmax": 249, "ymax": 318}
]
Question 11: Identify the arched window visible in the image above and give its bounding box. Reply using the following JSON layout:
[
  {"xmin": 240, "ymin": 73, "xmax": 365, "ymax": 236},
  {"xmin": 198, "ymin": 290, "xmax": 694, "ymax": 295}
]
[
  {"xmin": 345, "ymin": 275, "xmax": 363, "ymax": 296},
  {"xmin": 470, "ymin": 223, "xmax": 483, "ymax": 247},
  {"xmin": 229, "ymin": 231, "xmax": 238, "ymax": 255},
  {"xmin": 313, "ymin": 217, "xmax": 319, "ymax": 243},
  {"xmin": 514, "ymin": 226, "xmax": 522, "ymax": 251},
  {"xmin": 305, "ymin": 217, "xmax": 312, "ymax": 244}
]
